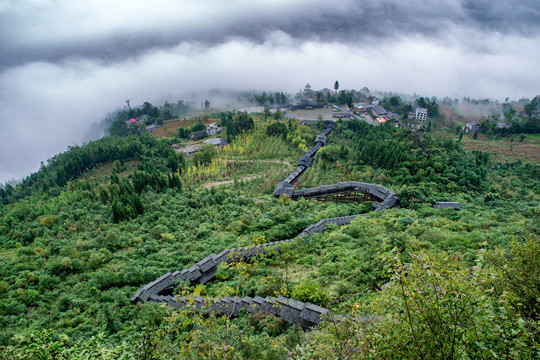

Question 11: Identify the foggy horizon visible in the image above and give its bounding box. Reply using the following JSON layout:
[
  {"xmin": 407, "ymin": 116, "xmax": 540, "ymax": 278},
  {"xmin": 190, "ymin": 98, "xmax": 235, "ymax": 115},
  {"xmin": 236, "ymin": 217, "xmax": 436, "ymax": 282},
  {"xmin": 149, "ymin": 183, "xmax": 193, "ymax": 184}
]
[{"xmin": 1, "ymin": 0, "xmax": 539, "ymax": 183}]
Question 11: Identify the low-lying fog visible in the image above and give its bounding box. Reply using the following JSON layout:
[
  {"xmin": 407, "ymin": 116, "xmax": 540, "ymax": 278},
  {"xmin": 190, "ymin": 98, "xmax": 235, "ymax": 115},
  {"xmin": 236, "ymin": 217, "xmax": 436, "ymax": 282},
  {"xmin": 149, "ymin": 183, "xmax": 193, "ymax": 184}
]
[{"xmin": 1, "ymin": 0, "xmax": 539, "ymax": 183}]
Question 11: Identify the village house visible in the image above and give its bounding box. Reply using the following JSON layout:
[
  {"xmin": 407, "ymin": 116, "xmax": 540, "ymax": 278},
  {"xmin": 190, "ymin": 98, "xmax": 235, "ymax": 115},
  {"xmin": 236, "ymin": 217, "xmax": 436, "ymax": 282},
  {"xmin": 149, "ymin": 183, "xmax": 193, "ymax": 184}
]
[
  {"xmin": 177, "ymin": 144, "xmax": 201, "ymax": 156},
  {"xmin": 204, "ymin": 138, "xmax": 229, "ymax": 149},
  {"xmin": 145, "ymin": 124, "xmax": 163, "ymax": 132},
  {"xmin": 125, "ymin": 118, "xmax": 137, "ymax": 128},
  {"xmin": 415, "ymin": 108, "xmax": 428, "ymax": 123},
  {"xmin": 206, "ymin": 123, "xmax": 219, "ymax": 136},
  {"xmin": 372, "ymin": 105, "xmax": 388, "ymax": 119},
  {"xmin": 137, "ymin": 114, "xmax": 149, "ymax": 123},
  {"xmin": 189, "ymin": 130, "xmax": 207, "ymax": 141},
  {"xmin": 367, "ymin": 96, "xmax": 379, "ymax": 105},
  {"xmin": 463, "ymin": 121, "xmax": 481, "ymax": 133},
  {"xmin": 332, "ymin": 112, "xmax": 351, "ymax": 119}
]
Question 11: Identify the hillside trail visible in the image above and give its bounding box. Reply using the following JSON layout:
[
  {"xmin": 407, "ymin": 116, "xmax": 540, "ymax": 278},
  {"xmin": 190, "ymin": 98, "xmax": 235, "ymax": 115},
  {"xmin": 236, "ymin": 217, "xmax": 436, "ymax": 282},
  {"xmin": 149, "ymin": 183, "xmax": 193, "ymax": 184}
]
[
  {"xmin": 202, "ymin": 175, "xmax": 262, "ymax": 188},
  {"xmin": 201, "ymin": 159, "xmax": 292, "ymax": 189},
  {"xmin": 223, "ymin": 159, "xmax": 292, "ymax": 167}
]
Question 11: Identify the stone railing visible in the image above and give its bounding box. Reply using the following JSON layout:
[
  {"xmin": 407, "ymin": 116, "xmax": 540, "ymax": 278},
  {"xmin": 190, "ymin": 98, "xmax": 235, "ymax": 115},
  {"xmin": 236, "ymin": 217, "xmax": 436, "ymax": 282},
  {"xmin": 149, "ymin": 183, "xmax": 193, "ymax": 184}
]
[
  {"xmin": 131, "ymin": 215, "xmax": 363, "ymax": 305},
  {"xmin": 145, "ymin": 294, "xmax": 368, "ymax": 329}
]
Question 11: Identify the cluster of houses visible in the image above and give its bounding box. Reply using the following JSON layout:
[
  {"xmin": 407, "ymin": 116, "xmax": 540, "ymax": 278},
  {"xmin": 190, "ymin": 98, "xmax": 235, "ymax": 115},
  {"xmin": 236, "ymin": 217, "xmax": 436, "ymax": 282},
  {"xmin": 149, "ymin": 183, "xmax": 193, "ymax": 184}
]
[
  {"xmin": 173, "ymin": 123, "xmax": 228, "ymax": 156},
  {"xmin": 125, "ymin": 115, "xmax": 164, "ymax": 133},
  {"xmin": 371, "ymin": 105, "xmax": 400, "ymax": 124},
  {"xmin": 188, "ymin": 123, "xmax": 219, "ymax": 140},
  {"xmin": 174, "ymin": 137, "xmax": 229, "ymax": 157},
  {"xmin": 463, "ymin": 120, "xmax": 509, "ymax": 133},
  {"xmin": 355, "ymin": 97, "xmax": 405, "ymax": 126}
]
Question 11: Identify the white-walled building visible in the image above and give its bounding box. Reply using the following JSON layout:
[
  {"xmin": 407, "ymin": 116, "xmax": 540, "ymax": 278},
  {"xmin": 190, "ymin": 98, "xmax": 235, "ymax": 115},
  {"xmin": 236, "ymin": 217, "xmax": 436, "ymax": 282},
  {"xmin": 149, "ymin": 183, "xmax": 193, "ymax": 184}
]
[
  {"xmin": 415, "ymin": 108, "xmax": 428, "ymax": 123},
  {"xmin": 464, "ymin": 121, "xmax": 481, "ymax": 133},
  {"xmin": 206, "ymin": 123, "xmax": 219, "ymax": 136}
]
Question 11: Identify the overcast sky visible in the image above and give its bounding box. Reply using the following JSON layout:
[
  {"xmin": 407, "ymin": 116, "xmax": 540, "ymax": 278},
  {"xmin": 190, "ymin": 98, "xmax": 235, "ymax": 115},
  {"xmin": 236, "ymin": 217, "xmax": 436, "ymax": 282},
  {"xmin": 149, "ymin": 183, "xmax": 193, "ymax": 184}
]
[{"xmin": 1, "ymin": 0, "xmax": 539, "ymax": 183}]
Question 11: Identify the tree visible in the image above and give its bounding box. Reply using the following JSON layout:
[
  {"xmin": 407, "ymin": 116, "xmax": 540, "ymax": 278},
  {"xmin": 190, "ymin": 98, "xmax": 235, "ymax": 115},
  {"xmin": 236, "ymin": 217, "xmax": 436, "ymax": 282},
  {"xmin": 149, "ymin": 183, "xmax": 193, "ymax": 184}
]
[
  {"xmin": 389, "ymin": 96, "xmax": 401, "ymax": 107},
  {"xmin": 162, "ymin": 101, "xmax": 174, "ymax": 120},
  {"xmin": 225, "ymin": 112, "xmax": 254, "ymax": 141},
  {"xmin": 263, "ymin": 104, "xmax": 270, "ymax": 122},
  {"xmin": 524, "ymin": 95, "xmax": 540, "ymax": 115},
  {"xmin": 143, "ymin": 102, "xmax": 158, "ymax": 119},
  {"xmin": 273, "ymin": 108, "xmax": 282, "ymax": 120},
  {"xmin": 168, "ymin": 173, "xmax": 182, "ymax": 192},
  {"xmin": 347, "ymin": 96, "xmax": 354, "ymax": 109},
  {"xmin": 204, "ymin": 99, "xmax": 210, "ymax": 110},
  {"xmin": 334, "ymin": 80, "xmax": 339, "ymax": 95},
  {"xmin": 266, "ymin": 122, "xmax": 288, "ymax": 138},
  {"xmin": 191, "ymin": 122, "xmax": 205, "ymax": 132}
]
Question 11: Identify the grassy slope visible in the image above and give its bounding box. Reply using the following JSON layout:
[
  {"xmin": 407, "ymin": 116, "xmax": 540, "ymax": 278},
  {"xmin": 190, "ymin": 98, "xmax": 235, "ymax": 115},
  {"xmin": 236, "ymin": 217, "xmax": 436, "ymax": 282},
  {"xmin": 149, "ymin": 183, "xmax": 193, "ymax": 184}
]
[{"xmin": 461, "ymin": 133, "xmax": 540, "ymax": 163}]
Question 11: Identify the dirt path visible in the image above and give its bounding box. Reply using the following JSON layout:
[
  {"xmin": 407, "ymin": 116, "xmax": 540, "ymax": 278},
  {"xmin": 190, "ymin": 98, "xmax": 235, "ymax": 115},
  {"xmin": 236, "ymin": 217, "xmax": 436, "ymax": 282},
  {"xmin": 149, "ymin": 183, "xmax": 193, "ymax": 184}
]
[
  {"xmin": 200, "ymin": 159, "xmax": 291, "ymax": 188},
  {"xmin": 202, "ymin": 175, "xmax": 264, "ymax": 188},
  {"xmin": 224, "ymin": 159, "xmax": 293, "ymax": 168}
]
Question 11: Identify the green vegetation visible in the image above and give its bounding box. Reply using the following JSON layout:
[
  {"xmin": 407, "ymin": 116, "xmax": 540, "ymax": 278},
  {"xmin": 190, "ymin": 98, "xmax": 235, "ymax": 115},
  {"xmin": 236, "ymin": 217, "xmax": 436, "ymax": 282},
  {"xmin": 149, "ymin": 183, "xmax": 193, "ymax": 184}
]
[{"xmin": 0, "ymin": 113, "xmax": 538, "ymax": 359}]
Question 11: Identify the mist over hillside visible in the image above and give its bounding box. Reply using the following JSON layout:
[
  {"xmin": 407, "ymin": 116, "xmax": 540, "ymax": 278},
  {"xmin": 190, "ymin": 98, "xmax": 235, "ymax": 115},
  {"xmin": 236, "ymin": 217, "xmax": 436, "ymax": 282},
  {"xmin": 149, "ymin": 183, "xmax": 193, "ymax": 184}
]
[{"xmin": 1, "ymin": 0, "xmax": 539, "ymax": 183}]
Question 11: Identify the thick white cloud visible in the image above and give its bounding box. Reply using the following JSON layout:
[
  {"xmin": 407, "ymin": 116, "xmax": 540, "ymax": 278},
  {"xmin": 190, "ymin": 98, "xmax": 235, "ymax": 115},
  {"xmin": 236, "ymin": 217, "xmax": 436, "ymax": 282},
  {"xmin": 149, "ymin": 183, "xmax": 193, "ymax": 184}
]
[{"xmin": 0, "ymin": 1, "xmax": 539, "ymax": 183}]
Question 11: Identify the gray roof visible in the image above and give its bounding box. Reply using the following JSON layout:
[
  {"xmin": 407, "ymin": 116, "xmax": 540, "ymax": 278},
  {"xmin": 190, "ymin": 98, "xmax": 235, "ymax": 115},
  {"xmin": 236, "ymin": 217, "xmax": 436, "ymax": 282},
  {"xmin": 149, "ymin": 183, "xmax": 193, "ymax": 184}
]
[
  {"xmin": 204, "ymin": 138, "xmax": 228, "ymax": 146},
  {"xmin": 189, "ymin": 130, "xmax": 206, "ymax": 140},
  {"xmin": 145, "ymin": 124, "xmax": 162, "ymax": 131},
  {"xmin": 373, "ymin": 105, "xmax": 387, "ymax": 115},
  {"xmin": 434, "ymin": 202, "xmax": 461, "ymax": 209}
]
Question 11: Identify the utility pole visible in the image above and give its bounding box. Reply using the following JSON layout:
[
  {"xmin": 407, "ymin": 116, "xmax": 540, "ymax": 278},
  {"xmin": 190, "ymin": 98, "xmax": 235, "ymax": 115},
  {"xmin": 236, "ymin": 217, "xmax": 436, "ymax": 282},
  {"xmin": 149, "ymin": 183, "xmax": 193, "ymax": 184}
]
[{"xmin": 125, "ymin": 99, "xmax": 131, "ymax": 112}]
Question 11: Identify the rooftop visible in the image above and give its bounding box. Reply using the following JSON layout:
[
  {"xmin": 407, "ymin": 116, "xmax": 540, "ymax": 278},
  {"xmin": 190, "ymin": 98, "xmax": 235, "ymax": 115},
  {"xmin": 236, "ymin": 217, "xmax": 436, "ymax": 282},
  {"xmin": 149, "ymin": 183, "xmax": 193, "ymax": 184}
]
[
  {"xmin": 373, "ymin": 105, "xmax": 387, "ymax": 115},
  {"xmin": 204, "ymin": 138, "xmax": 228, "ymax": 146}
]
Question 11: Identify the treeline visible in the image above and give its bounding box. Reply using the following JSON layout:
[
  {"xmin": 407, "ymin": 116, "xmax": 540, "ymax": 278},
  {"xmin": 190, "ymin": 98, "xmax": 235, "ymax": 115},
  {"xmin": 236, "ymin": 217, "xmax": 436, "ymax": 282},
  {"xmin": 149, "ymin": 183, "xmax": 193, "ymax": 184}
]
[
  {"xmin": 379, "ymin": 96, "xmax": 439, "ymax": 120},
  {"xmin": 177, "ymin": 121, "xmax": 205, "ymax": 139},
  {"xmin": 480, "ymin": 96, "xmax": 540, "ymax": 135},
  {"xmin": 252, "ymin": 92, "xmax": 289, "ymax": 106},
  {"xmin": 219, "ymin": 112, "xmax": 255, "ymax": 142},
  {"xmin": 108, "ymin": 100, "xmax": 196, "ymax": 137},
  {"xmin": 462, "ymin": 95, "xmax": 540, "ymax": 136},
  {"xmin": 252, "ymin": 87, "xmax": 371, "ymax": 108},
  {"xmin": 0, "ymin": 135, "xmax": 185, "ymax": 206},
  {"xmin": 301, "ymin": 86, "xmax": 370, "ymax": 107}
]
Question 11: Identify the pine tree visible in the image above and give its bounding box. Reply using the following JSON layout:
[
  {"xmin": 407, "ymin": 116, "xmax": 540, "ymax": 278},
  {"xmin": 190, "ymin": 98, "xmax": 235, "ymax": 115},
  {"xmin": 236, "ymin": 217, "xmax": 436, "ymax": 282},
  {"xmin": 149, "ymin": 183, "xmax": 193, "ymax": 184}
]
[
  {"xmin": 110, "ymin": 171, "xmax": 119, "ymax": 184},
  {"xmin": 98, "ymin": 186, "xmax": 109, "ymax": 204},
  {"xmin": 111, "ymin": 199, "xmax": 123, "ymax": 223}
]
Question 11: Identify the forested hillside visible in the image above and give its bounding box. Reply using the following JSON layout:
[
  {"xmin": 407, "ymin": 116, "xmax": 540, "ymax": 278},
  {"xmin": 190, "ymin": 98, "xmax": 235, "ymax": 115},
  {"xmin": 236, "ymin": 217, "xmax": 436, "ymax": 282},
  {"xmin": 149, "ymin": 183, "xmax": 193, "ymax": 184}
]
[{"xmin": 0, "ymin": 115, "xmax": 538, "ymax": 359}]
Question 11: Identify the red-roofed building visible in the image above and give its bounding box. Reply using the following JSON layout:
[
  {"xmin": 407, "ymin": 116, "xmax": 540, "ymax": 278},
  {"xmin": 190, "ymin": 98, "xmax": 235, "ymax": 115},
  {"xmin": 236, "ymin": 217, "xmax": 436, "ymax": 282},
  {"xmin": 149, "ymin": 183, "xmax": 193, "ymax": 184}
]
[{"xmin": 126, "ymin": 118, "xmax": 138, "ymax": 128}]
